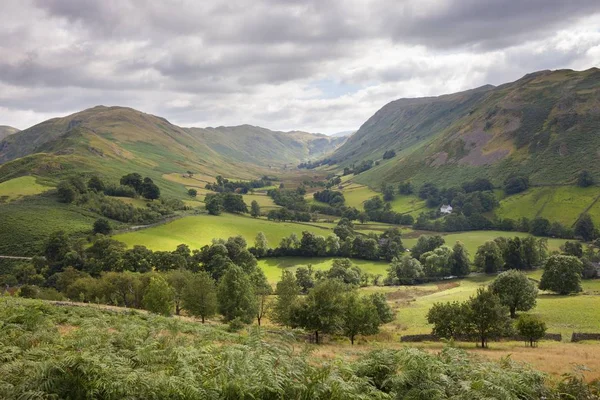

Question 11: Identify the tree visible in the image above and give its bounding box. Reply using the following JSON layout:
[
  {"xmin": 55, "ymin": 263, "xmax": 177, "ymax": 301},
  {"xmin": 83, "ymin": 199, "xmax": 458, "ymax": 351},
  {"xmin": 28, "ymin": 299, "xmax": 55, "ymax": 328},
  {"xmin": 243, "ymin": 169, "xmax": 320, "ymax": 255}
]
[
  {"xmin": 250, "ymin": 200, "xmax": 261, "ymax": 218},
  {"xmin": 382, "ymin": 184, "xmax": 395, "ymax": 202},
  {"xmin": 165, "ymin": 269, "xmax": 193, "ymax": 315},
  {"xmin": 57, "ymin": 181, "xmax": 77, "ymax": 203},
  {"xmin": 295, "ymin": 265, "xmax": 314, "ymax": 293},
  {"xmin": 182, "ymin": 271, "xmax": 217, "ymax": 323},
  {"xmin": 489, "ymin": 270, "xmax": 537, "ymax": 318},
  {"xmin": 398, "ymin": 181, "xmax": 413, "ymax": 195},
  {"xmin": 143, "ymin": 276, "xmax": 174, "ymax": 316},
  {"xmin": 324, "ymin": 258, "xmax": 362, "ymax": 285},
  {"xmin": 530, "ymin": 217, "xmax": 551, "ymax": 237},
  {"xmin": 427, "ymin": 302, "xmax": 466, "ymax": 339},
  {"xmin": 290, "ymin": 279, "xmax": 346, "ymax": 344},
  {"xmin": 187, "ymin": 188, "xmax": 197, "ymax": 198},
  {"xmin": 272, "ymin": 271, "xmax": 300, "ymax": 327},
  {"xmin": 250, "ymin": 269, "xmax": 272, "ymax": 326},
  {"xmin": 577, "ymin": 170, "xmax": 594, "ymax": 188},
  {"xmin": 464, "ymin": 288, "xmax": 511, "ymax": 348},
  {"xmin": 420, "ymin": 246, "xmax": 453, "ymax": 278},
  {"xmin": 44, "ymin": 231, "xmax": 72, "ymax": 270},
  {"xmin": 93, "ymin": 218, "xmax": 112, "ymax": 235},
  {"xmin": 386, "ymin": 255, "xmax": 424, "ymax": 285},
  {"xmin": 562, "ymin": 241, "xmax": 583, "ymax": 258},
  {"xmin": 451, "ymin": 242, "xmax": 470, "ymax": 277},
  {"xmin": 141, "ymin": 181, "xmax": 160, "ymax": 200},
  {"xmin": 369, "ymin": 292, "xmax": 394, "ymax": 324},
  {"xmin": 574, "ymin": 214, "xmax": 595, "ymax": 242},
  {"xmin": 539, "ymin": 255, "xmax": 583, "ymax": 295},
  {"xmin": 504, "ymin": 175, "xmax": 529, "ymax": 195},
  {"xmin": 341, "ymin": 292, "xmax": 381, "ymax": 344},
  {"xmin": 254, "ymin": 232, "xmax": 269, "ymax": 257},
  {"xmin": 411, "ymin": 235, "xmax": 445, "ymax": 260},
  {"xmin": 474, "ymin": 241, "xmax": 504, "ymax": 274},
  {"xmin": 120, "ymin": 173, "xmax": 143, "ymax": 193},
  {"xmin": 87, "ymin": 176, "xmax": 105, "ymax": 192},
  {"xmin": 205, "ymin": 195, "xmax": 223, "ymax": 215},
  {"xmin": 217, "ymin": 265, "xmax": 257, "ymax": 323},
  {"xmin": 516, "ymin": 314, "xmax": 547, "ymax": 347}
]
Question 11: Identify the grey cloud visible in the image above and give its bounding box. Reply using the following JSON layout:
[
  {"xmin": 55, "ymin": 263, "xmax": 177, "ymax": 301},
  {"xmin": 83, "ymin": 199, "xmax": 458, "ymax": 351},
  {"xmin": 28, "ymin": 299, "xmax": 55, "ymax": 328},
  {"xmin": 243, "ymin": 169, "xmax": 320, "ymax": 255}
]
[
  {"xmin": 378, "ymin": 0, "xmax": 600, "ymax": 50},
  {"xmin": 0, "ymin": 0, "xmax": 598, "ymax": 133}
]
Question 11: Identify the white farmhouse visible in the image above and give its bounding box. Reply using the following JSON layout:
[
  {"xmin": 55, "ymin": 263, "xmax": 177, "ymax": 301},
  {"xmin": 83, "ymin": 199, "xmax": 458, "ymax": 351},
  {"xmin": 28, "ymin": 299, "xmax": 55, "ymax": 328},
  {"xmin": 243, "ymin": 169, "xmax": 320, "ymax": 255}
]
[{"xmin": 440, "ymin": 204, "xmax": 453, "ymax": 214}]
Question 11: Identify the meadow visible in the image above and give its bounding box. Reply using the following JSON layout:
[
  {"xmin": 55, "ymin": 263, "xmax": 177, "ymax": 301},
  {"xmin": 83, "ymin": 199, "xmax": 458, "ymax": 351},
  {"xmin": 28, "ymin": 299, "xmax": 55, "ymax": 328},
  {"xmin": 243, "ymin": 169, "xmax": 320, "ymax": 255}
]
[
  {"xmin": 402, "ymin": 230, "xmax": 568, "ymax": 257},
  {"xmin": 495, "ymin": 185, "xmax": 600, "ymax": 226},
  {"xmin": 258, "ymin": 257, "xmax": 388, "ymax": 283},
  {"xmin": 114, "ymin": 213, "xmax": 333, "ymax": 251},
  {"xmin": 0, "ymin": 175, "xmax": 52, "ymax": 202},
  {"xmin": 378, "ymin": 271, "xmax": 600, "ymax": 340}
]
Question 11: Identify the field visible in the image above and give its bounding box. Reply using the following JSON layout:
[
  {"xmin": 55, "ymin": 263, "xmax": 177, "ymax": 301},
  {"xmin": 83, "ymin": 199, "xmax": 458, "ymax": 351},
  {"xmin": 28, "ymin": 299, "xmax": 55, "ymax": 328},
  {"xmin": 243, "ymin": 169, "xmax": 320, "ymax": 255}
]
[
  {"xmin": 402, "ymin": 230, "xmax": 568, "ymax": 257},
  {"xmin": 340, "ymin": 183, "xmax": 378, "ymax": 208},
  {"xmin": 0, "ymin": 196, "xmax": 98, "ymax": 256},
  {"xmin": 114, "ymin": 213, "xmax": 333, "ymax": 251},
  {"xmin": 382, "ymin": 272, "xmax": 600, "ymax": 340},
  {"xmin": 0, "ymin": 176, "xmax": 52, "ymax": 202},
  {"xmin": 258, "ymin": 257, "xmax": 388, "ymax": 283},
  {"xmin": 389, "ymin": 194, "xmax": 428, "ymax": 215},
  {"xmin": 495, "ymin": 185, "xmax": 600, "ymax": 226}
]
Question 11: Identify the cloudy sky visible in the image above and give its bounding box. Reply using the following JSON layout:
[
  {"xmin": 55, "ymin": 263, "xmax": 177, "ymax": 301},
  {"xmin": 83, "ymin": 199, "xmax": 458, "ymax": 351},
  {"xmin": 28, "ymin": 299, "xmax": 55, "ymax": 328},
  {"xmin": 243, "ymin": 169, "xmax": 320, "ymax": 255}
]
[{"xmin": 1, "ymin": 0, "xmax": 599, "ymax": 134}]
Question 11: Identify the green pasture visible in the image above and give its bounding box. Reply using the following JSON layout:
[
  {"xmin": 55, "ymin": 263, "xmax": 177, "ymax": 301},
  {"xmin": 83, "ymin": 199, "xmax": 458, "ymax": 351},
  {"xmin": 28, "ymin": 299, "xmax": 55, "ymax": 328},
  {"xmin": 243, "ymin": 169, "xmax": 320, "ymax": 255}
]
[
  {"xmin": 389, "ymin": 194, "xmax": 428, "ymax": 215},
  {"xmin": 258, "ymin": 257, "xmax": 388, "ymax": 284},
  {"xmin": 0, "ymin": 176, "xmax": 52, "ymax": 202},
  {"xmin": 495, "ymin": 186, "xmax": 600, "ymax": 226},
  {"xmin": 341, "ymin": 184, "xmax": 379, "ymax": 208},
  {"xmin": 385, "ymin": 272, "xmax": 600, "ymax": 338},
  {"xmin": 114, "ymin": 213, "xmax": 333, "ymax": 251},
  {"xmin": 403, "ymin": 230, "xmax": 568, "ymax": 258}
]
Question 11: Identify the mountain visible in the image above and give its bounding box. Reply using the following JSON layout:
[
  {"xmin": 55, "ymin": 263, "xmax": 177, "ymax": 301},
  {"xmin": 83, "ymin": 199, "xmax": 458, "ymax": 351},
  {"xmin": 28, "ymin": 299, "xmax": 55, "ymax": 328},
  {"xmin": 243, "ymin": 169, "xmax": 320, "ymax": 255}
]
[
  {"xmin": 331, "ymin": 68, "xmax": 600, "ymax": 188},
  {"xmin": 0, "ymin": 106, "xmax": 344, "ymax": 187},
  {"xmin": 0, "ymin": 126, "xmax": 19, "ymax": 140},
  {"xmin": 186, "ymin": 125, "xmax": 344, "ymax": 167},
  {"xmin": 330, "ymin": 130, "xmax": 355, "ymax": 138}
]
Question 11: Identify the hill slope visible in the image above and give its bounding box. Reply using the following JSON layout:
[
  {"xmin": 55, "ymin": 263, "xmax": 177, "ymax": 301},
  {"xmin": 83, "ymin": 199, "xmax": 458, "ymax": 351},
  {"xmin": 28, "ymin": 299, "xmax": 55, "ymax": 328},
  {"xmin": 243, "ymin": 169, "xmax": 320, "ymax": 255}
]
[
  {"xmin": 332, "ymin": 68, "xmax": 600, "ymax": 188},
  {"xmin": 0, "ymin": 106, "xmax": 343, "ymax": 185},
  {"xmin": 186, "ymin": 125, "xmax": 344, "ymax": 167},
  {"xmin": 0, "ymin": 125, "xmax": 19, "ymax": 140}
]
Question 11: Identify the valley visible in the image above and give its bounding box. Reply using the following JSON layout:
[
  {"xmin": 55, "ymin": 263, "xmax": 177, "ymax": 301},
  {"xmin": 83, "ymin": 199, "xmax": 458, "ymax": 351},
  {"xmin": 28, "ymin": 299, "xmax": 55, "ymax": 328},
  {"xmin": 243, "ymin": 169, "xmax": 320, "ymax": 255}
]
[{"xmin": 1, "ymin": 68, "xmax": 600, "ymax": 398}]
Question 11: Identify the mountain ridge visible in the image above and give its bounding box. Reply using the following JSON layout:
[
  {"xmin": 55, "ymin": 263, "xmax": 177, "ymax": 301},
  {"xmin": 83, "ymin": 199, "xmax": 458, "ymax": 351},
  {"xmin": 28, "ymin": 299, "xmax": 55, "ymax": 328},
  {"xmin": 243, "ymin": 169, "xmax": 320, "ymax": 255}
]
[{"xmin": 330, "ymin": 67, "xmax": 600, "ymax": 188}]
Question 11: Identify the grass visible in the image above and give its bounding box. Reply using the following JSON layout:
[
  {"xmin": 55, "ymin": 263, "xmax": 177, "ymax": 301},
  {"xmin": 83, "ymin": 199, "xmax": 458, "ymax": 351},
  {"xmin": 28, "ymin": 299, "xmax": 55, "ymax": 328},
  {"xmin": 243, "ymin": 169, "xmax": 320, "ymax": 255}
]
[
  {"xmin": 495, "ymin": 186, "xmax": 600, "ymax": 226},
  {"xmin": 389, "ymin": 194, "xmax": 428, "ymax": 215},
  {"xmin": 114, "ymin": 213, "xmax": 333, "ymax": 251},
  {"xmin": 341, "ymin": 183, "xmax": 379, "ymax": 208},
  {"xmin": 258, "ymin": 257, "xmax": 388, "ymax": 284},
  {"xmin": 0, "ymin": 196, "xmax": 98, "ymax": 256},
  {"xmin": 381, "ymin": 272, "xmax": 600, "ymax": 340},
  {"xmin": 0, "ymin": 176, "xmax": 52, "ymax": 202},
  {"xmin": 403, "ymin": 230, "xmax": 567, "ymax": 258}
]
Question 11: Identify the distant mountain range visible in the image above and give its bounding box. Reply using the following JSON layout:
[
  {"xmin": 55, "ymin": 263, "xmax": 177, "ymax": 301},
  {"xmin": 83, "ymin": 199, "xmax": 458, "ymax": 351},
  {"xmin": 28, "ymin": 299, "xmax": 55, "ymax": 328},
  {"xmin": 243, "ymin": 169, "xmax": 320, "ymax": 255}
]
[
  {"xmin": 331, "ymin": 68, "xmax": 600, "ymax": 187},
  {"xmin": 329, "ymin": 130, "xmax": 355, "ymax": 138},
  {"xmin": 0, "ymin": 106, "xmax": 345, "ymax": 184}
]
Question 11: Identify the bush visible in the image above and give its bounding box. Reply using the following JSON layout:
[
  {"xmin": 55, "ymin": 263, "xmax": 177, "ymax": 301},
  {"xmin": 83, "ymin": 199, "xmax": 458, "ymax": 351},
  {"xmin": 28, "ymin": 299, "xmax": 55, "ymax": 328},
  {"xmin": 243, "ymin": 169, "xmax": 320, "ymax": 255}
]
[{"xmin": 516, "ymin": 314, "xmax": 546, "ymax": 347}]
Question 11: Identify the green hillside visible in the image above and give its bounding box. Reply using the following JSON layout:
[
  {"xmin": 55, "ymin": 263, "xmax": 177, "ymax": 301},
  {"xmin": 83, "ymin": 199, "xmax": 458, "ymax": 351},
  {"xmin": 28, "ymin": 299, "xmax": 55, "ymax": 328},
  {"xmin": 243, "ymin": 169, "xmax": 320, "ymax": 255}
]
[
  {"xmin": 331, "ymin": 68, "xmax": 600, "ymax": 188},
  {"xmin": 0, "ymin": 125, "xmax": 19, "ymax": 140},
  {"xmin": 187, "ymin": 125, "xmax": 345, "ymax": 167}
]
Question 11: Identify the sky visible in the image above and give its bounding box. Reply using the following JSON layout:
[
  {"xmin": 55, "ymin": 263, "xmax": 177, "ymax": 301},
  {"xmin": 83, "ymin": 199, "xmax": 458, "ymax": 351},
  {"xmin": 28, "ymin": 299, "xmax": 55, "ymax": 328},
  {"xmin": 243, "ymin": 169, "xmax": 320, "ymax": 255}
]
[{"xmin": 1, "ymin": 0, "xmax": 599, "ymax": 134}]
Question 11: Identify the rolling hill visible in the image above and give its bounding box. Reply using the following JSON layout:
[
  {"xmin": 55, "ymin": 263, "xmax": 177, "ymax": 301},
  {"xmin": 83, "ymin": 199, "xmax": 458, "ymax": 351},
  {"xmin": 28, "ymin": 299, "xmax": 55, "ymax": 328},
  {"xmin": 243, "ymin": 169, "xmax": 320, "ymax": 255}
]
[
  {"xmin": 0, "ymin": 125, "xmax": 19, "ymax": 141},
  {"xmin": 331, "ymin": 68, "xmax": 600, "ymax": 188},
  {"xmin": 0, "ymin": 106, "xmax": 344, "ymax": 187}
]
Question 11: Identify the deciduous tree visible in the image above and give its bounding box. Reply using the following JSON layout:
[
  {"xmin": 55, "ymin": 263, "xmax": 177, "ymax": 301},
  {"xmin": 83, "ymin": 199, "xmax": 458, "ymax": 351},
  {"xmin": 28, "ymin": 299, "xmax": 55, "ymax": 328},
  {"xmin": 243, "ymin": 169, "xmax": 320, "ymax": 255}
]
[{"xmin": 489, "ymin": 270, "xmax": 537, "ymax": 318}]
